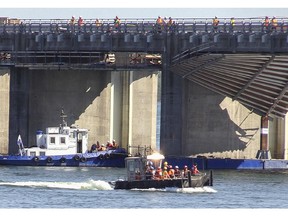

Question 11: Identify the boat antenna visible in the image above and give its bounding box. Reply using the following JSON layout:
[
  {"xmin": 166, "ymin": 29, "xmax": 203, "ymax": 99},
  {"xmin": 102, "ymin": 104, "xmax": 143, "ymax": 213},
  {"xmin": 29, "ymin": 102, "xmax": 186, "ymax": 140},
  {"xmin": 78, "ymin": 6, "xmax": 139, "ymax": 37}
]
[{"xmin": 60, "ymin": 109, "xmax": 68, "ymax": 127}]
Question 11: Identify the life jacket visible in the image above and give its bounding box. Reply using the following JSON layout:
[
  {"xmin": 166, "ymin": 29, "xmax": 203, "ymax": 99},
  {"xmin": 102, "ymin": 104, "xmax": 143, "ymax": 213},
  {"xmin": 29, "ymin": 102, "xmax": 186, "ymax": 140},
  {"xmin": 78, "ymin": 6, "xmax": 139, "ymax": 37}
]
[
  {"xmin": 70, "ymin": 18, "xmax": 75, "ymax": 25},
  {"xmin": 192, "ymin": 165, "xmax": 200, "ymax": 174},
  {"xmin": 154, "ymin": 170, "xmax": 162, "ymax": 179},
  {"xmin": 168, "ymin": 169, "xmax": 175, "ymax": 178},
  {"xmin": 162, "ymin": 170, "xmax": 170, "ymax": 179},
  {"xmin": 78, "ymin": 18, "xmax": 83, "ymax": 26},
  {"xmin": 114, "ymin": 17, "xmax": 120, "ymax": 27},
  {"xmin": 168, "ymin": 19, "xmax": 173, "ymax": 26},
  {"xmin": 271, "ymin": 18, "xmax": 277, "ymax": 27},
  {"xmin": 157, "ymin": 17, "xmax": 163, "ymax": 25},
  {"xmin": 213, "ymin": 18, "xmax": 219, "ymax": 26}
]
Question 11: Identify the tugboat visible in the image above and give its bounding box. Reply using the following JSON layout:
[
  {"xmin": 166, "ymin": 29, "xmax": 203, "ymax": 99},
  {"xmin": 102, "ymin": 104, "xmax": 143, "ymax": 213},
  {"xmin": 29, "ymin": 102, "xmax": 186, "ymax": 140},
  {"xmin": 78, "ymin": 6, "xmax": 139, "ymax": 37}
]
[
  {"xmin": 0, "ymin": 111, "xmax": 128, "ymax": 167},
  {"xmin": 110, "ymin": 152, "xmax": 213, "ymax": 189}
]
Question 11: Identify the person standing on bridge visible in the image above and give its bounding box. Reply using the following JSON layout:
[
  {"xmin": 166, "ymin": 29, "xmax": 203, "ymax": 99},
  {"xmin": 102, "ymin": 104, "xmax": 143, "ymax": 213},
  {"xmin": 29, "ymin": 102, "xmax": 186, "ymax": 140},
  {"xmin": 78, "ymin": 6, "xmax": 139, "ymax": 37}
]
[
  {"xmin": 114, "ymin": 16, "xmax": 121, "ymax": 32},
  {"xmin": 229, "ymin": 17, "xmax": 235, "ymax": 33},
  {"xmin": 212, "ymin": 16, "xmax": 220, "ymax": 33},
  {"xmin": 78, "ymin": 16, "xmax": 84, "ymax": 33},
  {"xmin": 156, "ymin": 16, "xmax": 164, "ymax": 33},
  {"xmin": 167, "ymin": 17, "xmax": 175, "ymax": 32},
  {"xmin": 70, "ymin": 16, "xmax": 76, "ymax": 25},
  {"xmin": 264, "ymin": 16, "xmax": 270, "ymax": 33},
  {"xmin": 95, "ymin": 19, "xmax": 102, "ymax": 27},
  {"xmin": 69, "ymin": 16, "xmax": 76, "ymax": 33},
  {"xmin": 271, "ymin": 16, "xmax": 278, "ymax": 32},
  {"xmin": 78, "ymin": 16, "xmax": 84, "ymax": 26}
]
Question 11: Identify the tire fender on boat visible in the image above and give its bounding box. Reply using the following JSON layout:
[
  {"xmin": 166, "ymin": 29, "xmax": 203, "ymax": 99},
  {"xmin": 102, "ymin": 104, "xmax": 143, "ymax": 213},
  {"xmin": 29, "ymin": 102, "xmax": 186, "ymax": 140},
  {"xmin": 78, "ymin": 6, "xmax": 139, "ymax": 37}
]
[
  {"xmin": 46, "ymin": 157, "xmax": 53, "ymax": 163},
  {"xmin": 74, "ymin": 155, "xmax": 80, "ymax": 161},
  {"xmin": 33, "ymin": 156, "xmax": 39, "ymax": 162},
  {"xmin": 98, "ymin": 154, "xmax": 104, "ymax": 160},
  {"xmin": 60, "ymin": 157, "xmax": 66, "ymax": 163},
  {"xmin": 105, "ymin": 153, "xmax": 110, "ymax": 159},
  {"xmin": 80, "ymin": 157, "xmax": 87, "ymax": 162}
]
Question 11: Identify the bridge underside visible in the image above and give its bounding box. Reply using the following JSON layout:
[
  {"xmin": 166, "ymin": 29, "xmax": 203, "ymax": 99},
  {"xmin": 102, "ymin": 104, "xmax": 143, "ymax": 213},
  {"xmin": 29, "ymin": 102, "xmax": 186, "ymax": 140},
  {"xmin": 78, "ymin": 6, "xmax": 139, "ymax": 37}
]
[{"xmin": 171, "ymin": 53, "xmax": 288, "ymax": 119}]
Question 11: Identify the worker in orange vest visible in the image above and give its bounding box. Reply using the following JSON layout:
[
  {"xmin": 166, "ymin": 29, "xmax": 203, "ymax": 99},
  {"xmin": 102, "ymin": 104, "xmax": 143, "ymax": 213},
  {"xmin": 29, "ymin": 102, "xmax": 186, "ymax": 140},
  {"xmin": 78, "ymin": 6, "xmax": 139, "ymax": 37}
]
[
  {"xmin": 212, "ymin": 16, "xmax": 220, "ymax": 32},
  {"xmin": 271, "ymin": 16, "xmax": 277, "ymax": 31},
  {"xmin": 156, "ymin": 16, "xmax": 164, "ymax": 33},
  {"xmin": 192, "ymin": 163, "xmax": 200, "ymax": 175}
]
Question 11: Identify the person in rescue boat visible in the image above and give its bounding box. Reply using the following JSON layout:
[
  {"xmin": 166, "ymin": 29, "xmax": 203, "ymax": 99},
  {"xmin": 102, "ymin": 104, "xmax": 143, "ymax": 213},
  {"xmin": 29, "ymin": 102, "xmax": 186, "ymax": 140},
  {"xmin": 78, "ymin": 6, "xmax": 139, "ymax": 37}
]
[
  {"xmin": 162, "ymin": 166, "xmax": 170, "ymax": 179},
  {"xmin": 174, "ymin": 166, "xmax": 181, "ymax": 178},
  {"xmin": 154, "ymin": 167, "xmax": 162, "ymax": 180},
  {"xmin": 100, "ymin": 144, "xmax": 106, "ymax": 151},
  {"xmin": 163, "ymin": 161, "xmax": 168, "ymax": 169},
  {"xmin": 90, "ymin": 143, "xmax": 97, "ymax": 153},
  {"xmin": 106, "ymin": 141, "xmax": 113, "ymax": 149},
  {"xmin": 168, "ymin": 165, "xmax": 175, "ymax": 179},
  {"xmin": 145, "ymin": 164, "xmax": 154, "ymax": 180},
  {"xmin": 191, "ymin": 163, "xmax": 200, "ymax": 175},
  {"xmin": 112, "ymin": 139, "xmax": 118, "ymax": 149},
  {"xmin": 182, "ymin": 165, "xmax": 189, "ymax": 178}
]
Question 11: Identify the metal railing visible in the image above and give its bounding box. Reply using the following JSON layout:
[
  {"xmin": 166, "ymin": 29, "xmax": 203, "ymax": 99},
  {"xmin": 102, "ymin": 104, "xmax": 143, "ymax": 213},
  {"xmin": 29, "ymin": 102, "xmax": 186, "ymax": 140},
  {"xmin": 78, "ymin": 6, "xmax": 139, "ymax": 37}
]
[{"xmin": 1, "ymin": 17, "xmax": 288, "ymax": 34}]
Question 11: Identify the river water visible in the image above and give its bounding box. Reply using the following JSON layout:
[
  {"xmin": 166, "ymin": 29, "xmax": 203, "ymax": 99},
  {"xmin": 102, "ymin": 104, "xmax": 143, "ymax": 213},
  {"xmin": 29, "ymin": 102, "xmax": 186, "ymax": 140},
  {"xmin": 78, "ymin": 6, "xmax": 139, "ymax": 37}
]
[{"xmin": 0, "ymin": 166, "xmax": 288, "ymax": 212}]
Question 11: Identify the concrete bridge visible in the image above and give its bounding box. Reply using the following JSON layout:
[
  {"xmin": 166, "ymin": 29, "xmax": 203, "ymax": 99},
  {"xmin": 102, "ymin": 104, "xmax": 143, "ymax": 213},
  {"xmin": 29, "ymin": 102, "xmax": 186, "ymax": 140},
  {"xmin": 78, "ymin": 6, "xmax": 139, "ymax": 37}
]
[{"xmin": 1, "ymin": 17, "xmax": 288, "ymax": 159}]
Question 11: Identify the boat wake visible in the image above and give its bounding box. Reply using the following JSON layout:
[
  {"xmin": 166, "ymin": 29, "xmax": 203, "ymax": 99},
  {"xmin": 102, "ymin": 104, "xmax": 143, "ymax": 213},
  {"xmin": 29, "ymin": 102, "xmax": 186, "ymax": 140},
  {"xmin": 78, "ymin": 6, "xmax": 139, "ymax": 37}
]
[
  {"xmin": 0, "ymin": 179, "xmax": 113, "ymax": 190},
  {"xmin": 131, "ymin": 186, "xmax": 217, "ymax": 193}
]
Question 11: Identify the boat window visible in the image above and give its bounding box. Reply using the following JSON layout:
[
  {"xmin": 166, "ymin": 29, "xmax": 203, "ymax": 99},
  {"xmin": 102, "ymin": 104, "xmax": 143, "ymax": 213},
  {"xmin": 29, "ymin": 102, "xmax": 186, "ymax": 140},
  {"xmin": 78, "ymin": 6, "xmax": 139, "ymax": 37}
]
[
  {"xmin": 50, "ymin": 137, "xmax": 55, "ymax": 144},
  {"xmin": 60, "ymin": 137, "xmax": 66, "ymax": 144},
  {"xmin": 78, "ymin": 133, "xmax": 83, "ymax": 141},
  {"xmin": 128, "ymin": 161, "xmax": 135, "ymax": 172},
  {"xmin": 40, "ymin": 152, "xmax": 45, "ymax": 156},
  {"xmin": 30, "ymin": 151, "xmax": 36, "ymax": 156},
  {"xmin": 70, "ymin": 132, "xmax": 74, "ymax": 139}
]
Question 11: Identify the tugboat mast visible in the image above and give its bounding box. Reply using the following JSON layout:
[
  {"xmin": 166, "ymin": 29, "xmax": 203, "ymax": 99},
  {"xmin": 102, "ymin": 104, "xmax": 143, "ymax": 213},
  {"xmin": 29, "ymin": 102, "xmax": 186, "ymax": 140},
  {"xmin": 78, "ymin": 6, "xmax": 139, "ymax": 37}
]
[{"xmin": 60, "ymin": 109, "xmax": 68, "ymax": 127}]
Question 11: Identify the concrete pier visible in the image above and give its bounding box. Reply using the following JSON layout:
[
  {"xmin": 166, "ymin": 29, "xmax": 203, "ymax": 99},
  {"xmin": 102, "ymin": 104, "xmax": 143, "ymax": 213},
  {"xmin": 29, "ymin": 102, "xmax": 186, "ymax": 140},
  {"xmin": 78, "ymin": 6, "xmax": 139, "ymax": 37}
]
[
  {"xmin": 0, "ymin": 68, "xmax": 10, "ymax": 154},
  {"xmin": 3, "ymin": 67, "xmax": 159, "ymax": 155},
  {"xmin": 181, "ymin": 82, "xmax": 261, "ymax": 159}
]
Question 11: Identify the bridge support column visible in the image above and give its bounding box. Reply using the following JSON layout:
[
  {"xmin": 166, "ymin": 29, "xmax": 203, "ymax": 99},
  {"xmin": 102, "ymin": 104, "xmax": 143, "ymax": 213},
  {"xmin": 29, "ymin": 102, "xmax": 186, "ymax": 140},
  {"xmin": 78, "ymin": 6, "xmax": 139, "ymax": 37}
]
[
  {"xmin": 160, "ymin": 33, "xmax": 183, "ymax": 156},
  {"xmin": 256, "ymin": 116, "xmax": 271, "ymax": 159},
  {"xmin": 284, "ymin": 115, "xmax": 288, "ymax": 160},
  {"xmin": 126, "ymin": 71, "xmax": 159, "ymax": 156},
  {"xmin": 0, "ymin": 67, "xmax": 10, "ymax": 154}
]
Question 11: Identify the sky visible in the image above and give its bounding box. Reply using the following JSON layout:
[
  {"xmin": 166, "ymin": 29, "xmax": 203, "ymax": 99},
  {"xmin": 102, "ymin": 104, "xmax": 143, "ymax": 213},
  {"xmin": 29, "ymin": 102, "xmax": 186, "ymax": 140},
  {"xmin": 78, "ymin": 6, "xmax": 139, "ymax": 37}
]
[{"xmin": 0, "ymin": 1, "xmax": 288, "ymax": 20}]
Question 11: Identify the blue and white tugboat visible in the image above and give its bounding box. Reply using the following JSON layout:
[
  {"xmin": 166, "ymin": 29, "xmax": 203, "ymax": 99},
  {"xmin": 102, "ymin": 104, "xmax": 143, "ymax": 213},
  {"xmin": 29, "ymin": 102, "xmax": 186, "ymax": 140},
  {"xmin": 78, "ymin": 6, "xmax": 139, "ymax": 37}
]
[
  {"xmin": 110, "ymin": 152, "xmax": 213, "ymax": 189},
  {"xmin": 0, "ymin": 111, "xmax": 128, "ymax": 167}
]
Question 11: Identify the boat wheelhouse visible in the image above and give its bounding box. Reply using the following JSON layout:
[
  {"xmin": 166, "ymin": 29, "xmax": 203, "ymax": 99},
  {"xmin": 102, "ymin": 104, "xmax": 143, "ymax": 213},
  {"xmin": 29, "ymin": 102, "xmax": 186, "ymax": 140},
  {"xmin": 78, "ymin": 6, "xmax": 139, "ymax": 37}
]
[{"xmin": 111, "ymin": 152, "xmax": 213, "ymax": 189}]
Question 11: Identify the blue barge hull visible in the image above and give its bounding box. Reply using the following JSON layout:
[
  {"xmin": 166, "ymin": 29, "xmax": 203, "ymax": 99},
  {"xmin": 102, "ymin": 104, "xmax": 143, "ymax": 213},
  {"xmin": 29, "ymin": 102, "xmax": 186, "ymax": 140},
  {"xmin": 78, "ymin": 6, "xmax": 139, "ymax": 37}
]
[
  {"xmin": 165, "ymin": 156, "xmax": 288, "ymax": 170},
  {"xmin": 0, "ymin": 151, "xmax": 127, "ymax": 167}
]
